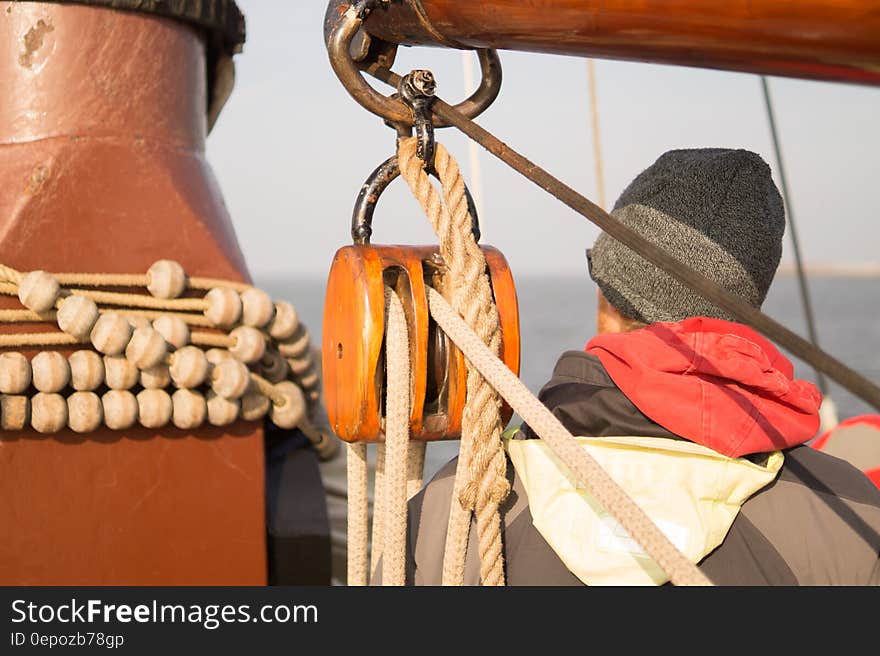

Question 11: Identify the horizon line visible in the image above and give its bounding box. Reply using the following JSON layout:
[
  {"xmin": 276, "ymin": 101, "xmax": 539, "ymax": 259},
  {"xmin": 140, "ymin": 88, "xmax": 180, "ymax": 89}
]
[
  {"xmin": 775, "ymin": 262, "xmax": 880, "ymax": 278},
  {"xmin": 252, "ymin": 262, "xmax": 880, "ymax": 282}
]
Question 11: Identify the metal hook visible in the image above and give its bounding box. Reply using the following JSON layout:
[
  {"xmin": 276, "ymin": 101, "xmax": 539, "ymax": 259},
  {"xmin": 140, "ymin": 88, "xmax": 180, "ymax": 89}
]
[
  {"xmin": 325, "ymin": 0, "xmax": 502, "ymax": 128},
  {"xmin": 351, "ymin": 155, "xmax": 481, "ymax": 245}
]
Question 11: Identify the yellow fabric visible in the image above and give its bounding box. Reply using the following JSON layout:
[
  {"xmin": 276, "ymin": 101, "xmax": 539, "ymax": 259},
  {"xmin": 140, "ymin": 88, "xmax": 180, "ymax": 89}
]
[{"xmin": 506, "ymin": 435, "xmax": 783, "ymax": 586}]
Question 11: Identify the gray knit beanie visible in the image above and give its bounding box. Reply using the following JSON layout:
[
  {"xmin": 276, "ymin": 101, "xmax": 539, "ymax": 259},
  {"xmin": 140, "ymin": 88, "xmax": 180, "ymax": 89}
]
[{"xmin": 587, "ymin": 148, "xmax": 785, "ymax": 323}]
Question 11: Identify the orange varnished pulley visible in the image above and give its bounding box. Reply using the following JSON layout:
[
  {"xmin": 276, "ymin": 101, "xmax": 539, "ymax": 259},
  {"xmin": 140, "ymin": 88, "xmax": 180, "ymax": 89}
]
[{"xmin": 322, "ymin": 155, "xmax": 520, "ymax": 443}]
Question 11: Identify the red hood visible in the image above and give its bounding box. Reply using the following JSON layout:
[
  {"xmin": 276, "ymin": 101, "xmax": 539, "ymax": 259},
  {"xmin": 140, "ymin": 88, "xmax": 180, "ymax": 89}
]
[{"xmin": 586, "ymin": 317, "xmax": 822, "ymax": 457}]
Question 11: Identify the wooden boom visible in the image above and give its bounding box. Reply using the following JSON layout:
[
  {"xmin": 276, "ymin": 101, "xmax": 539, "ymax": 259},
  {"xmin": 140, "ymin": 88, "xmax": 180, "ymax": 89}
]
[{"xmin": 359, "ymin": 0, "xmax": 880, "ymax": 86}]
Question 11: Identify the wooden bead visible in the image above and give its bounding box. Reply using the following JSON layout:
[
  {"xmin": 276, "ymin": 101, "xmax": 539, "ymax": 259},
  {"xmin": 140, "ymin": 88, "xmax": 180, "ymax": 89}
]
[
  {"xmin": 90, "ymin": 312, "xmax": 133, "ymax": 356},
  {"xmin": 240, "ymin": 391, "xmax": 270, "ymax": 421},
  {"xmin": 204, "ymin": 348, "xmax": 231, "ymax": 366},
  {"xmin": 103, "ymin": 355, "xmax": 139, "ymax": 390},
  {"xmin": 287, "ymin": 352, "xmax": 314, "ymax": 376},
  {"xmin": 68, "ymin": 350, "xmax": 105, "ymax": 391},
  {"xmin": 206, "ymin": 390, "xmax": 240, "ymax": 426},
  {"xmin": 269, "ymin": 381, "xmax": 306, "ymax": 429},
  {"xmin": 18, "ymin": 270, "xmax": 60, "ymax": 313},
  {"xmin": 172, "ymin": 389, "xmax": 207, "ymax": 430},
  {"xmin": 229, "ymin": 326, "xmax": 266, "ymax": 364},
  {"xmin": 31, "ymin": 351, "xmax": 70, "ymax": 393},
  {"xmin": 101, "ymin": 390, "xmax": 138, "ymax": 430},
  {"xmin": 260, "ymin": 350, "xmax": 289, "ymax": 383},
  {"xmin": 0, "ymin": 352, "xmax": 32, "ymax": 394},
  {"xmin": 211, "ymin": 358, "xmax": 251, "ymax": 400},
  {"xmin": 298, "ymin": 368, "xmax": 320, "ymax": 391},
  {"xmin": 204, "ymin": 287, "xmax": 242, "ymax": 328},
  {"xmin": 169, "ymin": 346, "xmax": 209, "ymax": 388},
  {"xmin": 0, "ymin": 395, "xmax": 30, "ymax": 430},
  {"xmin": 56, "ymin": 295, "xmax": 99, "ymax": 340},
  {"xmin": 67, "ymin": 391, "xmax": 103, "ymax": 434},
  {"xmin": 278, "ymin": 326, "xmax": 311, "ymax": 359},
  {"xmin": 137, "ymin": 389, "xmax": 172, "ymax": 429},
  {"xmin": 267, "ymin": 301, "xmax": 299, "ymax": 340},
  {"xmin": 147, "ymin": 260, "xmax": 187, "ymax": 299},
  {"xmin": 125, "ymin": 327, "xmax": 168, "ymax": 369},
  {"xmin": 140, "ymin": 364, "xmax": 171, "ymax": 389},
  {"xmin": 152, "ymin": 315, "xmax": 190, "ymax": 349},
  {"xmin": 241, "ymin": 288, "xmax": 274, "ymax": 327},
  {"xmin": 31, "ymin": 392, "xmax": 67, "ymax": 434}
]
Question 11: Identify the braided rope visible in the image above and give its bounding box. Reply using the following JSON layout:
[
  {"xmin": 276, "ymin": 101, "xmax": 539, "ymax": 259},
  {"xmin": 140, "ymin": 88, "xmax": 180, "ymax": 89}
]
[
  {"xmin": 380, "ymin": 286, "xmax": 412, "ymax": 585},
  {"xmin": 0, "ymin": 264, "xmax": 22, "ymax": 284},
  {"xmin": 345, "ymin": 286, "xmax": 426, "ymax": 586},
  {"xmin": 398, "ymin": 137, "xmax": 508, "ymax": 586},
  {"xmin": 406, "ymin": 441, "xmax": 427, "ymax": 500},
  {"xmin": 370, "ymin": 444, "xmax": 386, "ymax": 578},
  {"xmin": 426, "ymin": 287, "xmax": 713, "ymax": 586},
  {"xmin": 346, "ymin": 442, "xmax": 369, "ymax": 586}
]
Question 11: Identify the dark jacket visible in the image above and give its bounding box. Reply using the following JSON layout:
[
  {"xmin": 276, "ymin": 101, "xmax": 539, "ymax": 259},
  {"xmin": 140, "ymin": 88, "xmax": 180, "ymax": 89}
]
[{"xmin": 404, "ymin": 319, "xmax": 880, "ymax": 585}]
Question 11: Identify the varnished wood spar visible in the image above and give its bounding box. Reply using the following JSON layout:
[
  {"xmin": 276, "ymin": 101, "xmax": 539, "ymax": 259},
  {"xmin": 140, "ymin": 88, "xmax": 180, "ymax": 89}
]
[
  {"xmin": 0, "ymin": 2, "xmax": 266, "ymax": 585},
  {"xmin": 322, "ymin": 244, "xmax": 519, "ymax": 443},
  {"xmin": 362, "ymin": 0, "xmax": 880, "ymax": 86}
]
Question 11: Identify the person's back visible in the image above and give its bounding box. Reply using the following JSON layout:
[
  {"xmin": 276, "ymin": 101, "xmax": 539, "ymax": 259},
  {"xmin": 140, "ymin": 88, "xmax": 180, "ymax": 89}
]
[{"xmin": 402, "ymin": 148, "xmax": 880, "ymax": 586}]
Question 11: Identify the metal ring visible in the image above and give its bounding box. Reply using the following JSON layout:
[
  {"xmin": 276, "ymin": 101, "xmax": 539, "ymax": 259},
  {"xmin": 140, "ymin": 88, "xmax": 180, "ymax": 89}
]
[
  {"xmin": 352, "ymin": 155, "xmax": 481, "ymax": 245},
  {"xmin": 327, "ymin": 3, "xmax": 502, "ymax": 128}
]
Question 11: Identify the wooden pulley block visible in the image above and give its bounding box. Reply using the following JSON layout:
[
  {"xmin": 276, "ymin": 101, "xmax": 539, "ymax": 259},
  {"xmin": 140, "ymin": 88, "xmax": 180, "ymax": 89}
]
[
  {"xmin": 322, "ymin": 243, "xmax": 519, "ymax": 443},
  {"xmin": 323, "ymin": 153, "xmax": 520, "ymax": 443}
]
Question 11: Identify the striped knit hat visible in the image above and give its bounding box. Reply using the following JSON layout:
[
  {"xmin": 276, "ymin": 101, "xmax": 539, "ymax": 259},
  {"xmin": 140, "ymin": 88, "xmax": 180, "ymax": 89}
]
[{"xmin": 587, "ymin": 148, "xmax": 786, "ymax": 323}]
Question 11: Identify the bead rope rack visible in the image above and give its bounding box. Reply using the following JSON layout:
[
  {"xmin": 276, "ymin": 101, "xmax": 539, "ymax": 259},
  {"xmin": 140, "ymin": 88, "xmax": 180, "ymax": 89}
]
[{"xmin": 0, "ymin": 261, "xmax": 335, "ymax": 458}]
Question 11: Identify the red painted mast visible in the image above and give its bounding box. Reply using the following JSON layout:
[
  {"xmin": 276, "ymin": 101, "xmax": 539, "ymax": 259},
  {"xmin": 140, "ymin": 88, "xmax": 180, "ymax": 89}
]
[{"xmin": 0, "ymin": 1, "xmax": 266, "ymax": 584}]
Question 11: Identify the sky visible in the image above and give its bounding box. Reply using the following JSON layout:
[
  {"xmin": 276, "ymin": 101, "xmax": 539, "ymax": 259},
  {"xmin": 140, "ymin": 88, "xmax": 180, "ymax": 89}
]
[{"xmin": 206, "ymin": 2, "xmax": 880, "ymax": 282}]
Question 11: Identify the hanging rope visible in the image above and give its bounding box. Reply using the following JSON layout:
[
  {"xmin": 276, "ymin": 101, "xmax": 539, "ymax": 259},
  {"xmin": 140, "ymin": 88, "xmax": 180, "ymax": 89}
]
[
  {"xmin": 345, "ymin": 285, "xmax": 424, "ymax": 586},
  {"xmin": 369, "ymin": 443, "xmax": 386, "ymax": 578},
  {"xmin": 426, "ymin": 286, "xmax": 713, "ymax": 586},
  {"xmin": 346, "ymin": 442, "xmax": 369, "ymax": 586},
  {"xmin": 379, "ymin": 286, "xmax": 412, "ymax": 585},
  {"xmin": 398, "ymin": 137, "xmax": 508, "ymax": 586},
  {"xmin": 406, "ymin": 441, "xmax": 427, "ymax": 500}
]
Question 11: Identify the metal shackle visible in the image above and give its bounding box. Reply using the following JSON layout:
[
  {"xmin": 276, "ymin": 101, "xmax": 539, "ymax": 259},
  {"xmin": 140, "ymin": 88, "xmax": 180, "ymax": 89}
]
[{"xmin": 350, "ymin": 155, "xmax": 481, "ymax": 245}]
